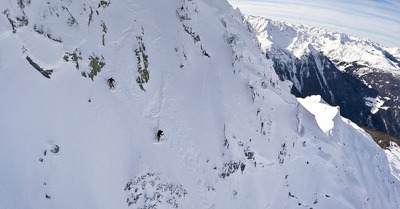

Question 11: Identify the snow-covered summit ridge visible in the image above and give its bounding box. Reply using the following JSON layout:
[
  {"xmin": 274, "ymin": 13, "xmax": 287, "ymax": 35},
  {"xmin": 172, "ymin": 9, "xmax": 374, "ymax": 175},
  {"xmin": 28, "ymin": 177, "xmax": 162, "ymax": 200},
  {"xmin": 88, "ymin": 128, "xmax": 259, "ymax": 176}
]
[
  {"xmin": 297, "ymin": 95, "xmax": 338, "ymax": 135},
  {"xmin": 1, "ymin": 0, "xmax": 400, "ymax": 208},
  {"xmin": 245, "ymin": 15, "xmax": 400, "ymax": 76}
]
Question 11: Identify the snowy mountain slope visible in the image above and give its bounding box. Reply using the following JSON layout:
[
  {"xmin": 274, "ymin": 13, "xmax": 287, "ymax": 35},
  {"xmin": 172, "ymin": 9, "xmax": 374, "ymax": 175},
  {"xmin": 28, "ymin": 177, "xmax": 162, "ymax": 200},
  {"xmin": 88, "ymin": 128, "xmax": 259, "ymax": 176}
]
[
  {"xmin": 1, "ymin": 0, "xmax": 400, "ymax": 208},
  {"xmin": 386, "ymin": 142, "xmax": 400, "ymax": 181},
  {"xmin": 245, "ymin": 15, "xmax": 400, "ymax": 139}
]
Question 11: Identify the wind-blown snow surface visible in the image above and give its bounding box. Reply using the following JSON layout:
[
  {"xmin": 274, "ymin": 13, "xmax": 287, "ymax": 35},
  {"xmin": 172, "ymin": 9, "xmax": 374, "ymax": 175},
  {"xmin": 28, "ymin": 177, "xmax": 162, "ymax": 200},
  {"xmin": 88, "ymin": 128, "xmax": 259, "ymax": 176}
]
[{"xmin": 0, "ymin": 0, "xmax": 399, "ymax": 208}]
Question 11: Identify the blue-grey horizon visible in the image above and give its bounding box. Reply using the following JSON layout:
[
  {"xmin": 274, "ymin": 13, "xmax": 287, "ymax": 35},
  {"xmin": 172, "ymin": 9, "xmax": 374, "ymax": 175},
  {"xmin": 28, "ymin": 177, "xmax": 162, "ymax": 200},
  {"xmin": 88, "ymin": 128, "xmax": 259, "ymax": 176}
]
[{"xmin": 228, "ymin": 0, "xmax": 400, "ymax": 48}]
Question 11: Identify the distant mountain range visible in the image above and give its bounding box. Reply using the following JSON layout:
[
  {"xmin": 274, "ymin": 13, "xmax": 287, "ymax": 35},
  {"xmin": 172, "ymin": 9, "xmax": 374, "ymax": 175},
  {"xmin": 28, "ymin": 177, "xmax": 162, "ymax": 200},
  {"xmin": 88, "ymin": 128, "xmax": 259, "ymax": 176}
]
[{"xmin": 245, "ymin": 15, "xmax": 400, "ymax": 140}]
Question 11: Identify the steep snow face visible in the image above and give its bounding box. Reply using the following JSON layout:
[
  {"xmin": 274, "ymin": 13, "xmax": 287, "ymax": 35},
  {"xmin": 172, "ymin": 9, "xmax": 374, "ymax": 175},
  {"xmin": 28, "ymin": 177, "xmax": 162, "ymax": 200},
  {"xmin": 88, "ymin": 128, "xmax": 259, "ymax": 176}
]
[
  {"xmin": 386, "ymin": 142, "xmax": 400, "ymax": 181},
  {"xmin": 1, "ymin": 0, "xmax": 400, "ymax": 209}
]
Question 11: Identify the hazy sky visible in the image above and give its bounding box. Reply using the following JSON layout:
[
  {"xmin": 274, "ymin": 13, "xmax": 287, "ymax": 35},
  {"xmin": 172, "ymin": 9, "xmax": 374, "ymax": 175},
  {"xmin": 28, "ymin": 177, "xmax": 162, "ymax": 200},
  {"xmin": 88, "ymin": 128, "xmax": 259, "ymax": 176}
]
[{"xmin": 228, "ymin": 0, "xmax": 400, "ymax": 47}]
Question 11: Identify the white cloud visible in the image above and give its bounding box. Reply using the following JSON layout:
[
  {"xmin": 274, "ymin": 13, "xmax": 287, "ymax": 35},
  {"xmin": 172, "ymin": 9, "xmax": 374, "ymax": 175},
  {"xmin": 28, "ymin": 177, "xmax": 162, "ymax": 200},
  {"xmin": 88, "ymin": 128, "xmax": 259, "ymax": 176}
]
[{"xmin": 228, "ymin": 0, "xmax": 400, "ymax": 47}]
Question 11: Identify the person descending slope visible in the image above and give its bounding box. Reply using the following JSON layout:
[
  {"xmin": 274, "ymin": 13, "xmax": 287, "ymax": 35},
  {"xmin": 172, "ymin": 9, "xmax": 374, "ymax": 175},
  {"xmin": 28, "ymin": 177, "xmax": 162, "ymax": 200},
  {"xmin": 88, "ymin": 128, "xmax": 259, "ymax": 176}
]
[
  {"xmin": 157, "ymin": 130, "xmax": 164, "ymax": 142},
  {"xmin": 108, "ymin": 77, "xmax": 115, "ymax": 89}
]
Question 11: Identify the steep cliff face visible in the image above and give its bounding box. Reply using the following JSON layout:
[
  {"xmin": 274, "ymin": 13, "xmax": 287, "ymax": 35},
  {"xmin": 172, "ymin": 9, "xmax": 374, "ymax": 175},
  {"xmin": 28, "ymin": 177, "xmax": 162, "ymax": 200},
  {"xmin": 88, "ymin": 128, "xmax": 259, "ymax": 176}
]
[
  {"xmin": 1, "ymin": 1, "xmax": 400, "ymax": 209},
  {"xmin": 246, "ymin": 15, "xmax": 400, "ymax": 139},
  {"xmin": 267, "ymin": 44, "xmax": 382, "ymax": 128}
]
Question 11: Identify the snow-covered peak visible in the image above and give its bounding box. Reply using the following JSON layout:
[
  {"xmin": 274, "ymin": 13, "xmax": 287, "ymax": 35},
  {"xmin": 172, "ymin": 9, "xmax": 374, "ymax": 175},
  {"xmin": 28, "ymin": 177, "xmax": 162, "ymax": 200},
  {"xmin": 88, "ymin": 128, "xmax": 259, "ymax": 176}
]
[
  {"xmin": 297, "ymin": 95, "xmax": 338, "ymax": 135},
  {"xmin": 245, "ymin": 15, "xmax": 400, "ymax": 76}
]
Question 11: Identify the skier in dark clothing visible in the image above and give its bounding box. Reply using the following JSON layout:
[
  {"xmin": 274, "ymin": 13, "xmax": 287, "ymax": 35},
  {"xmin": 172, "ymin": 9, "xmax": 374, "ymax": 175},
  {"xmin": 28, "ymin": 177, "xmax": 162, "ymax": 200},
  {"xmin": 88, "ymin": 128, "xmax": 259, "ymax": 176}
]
[
  {"xmin": 108, "ymin": 77, "xmax": 115, "ymax": 89},
  {"xmin": 157, "ymin": 130, "xmax": 164, "ymax": 142}
]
